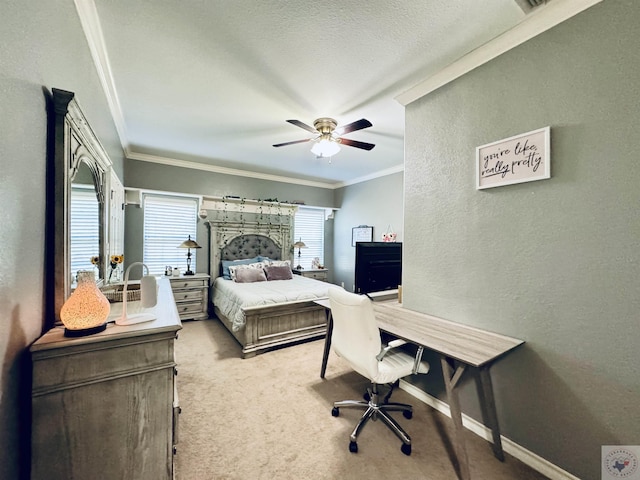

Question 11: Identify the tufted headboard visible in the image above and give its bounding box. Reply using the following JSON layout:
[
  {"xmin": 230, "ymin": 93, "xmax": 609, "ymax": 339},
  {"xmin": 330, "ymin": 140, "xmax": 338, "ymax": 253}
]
[
  {"xmin": 206, "ymin": 220, "xmax": 292, "ymax": 279},
  {"xmin": 220, "ymin": 234, "xmax": 281, "ymax": 261}
]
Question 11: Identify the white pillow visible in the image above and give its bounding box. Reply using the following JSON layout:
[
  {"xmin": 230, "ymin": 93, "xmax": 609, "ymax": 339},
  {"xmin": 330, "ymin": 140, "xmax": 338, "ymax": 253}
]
[
  {"xmin": 267, "ymin": 259, "xmax": 291, "ymax": 267},
  {"xmin": 228, "ymin": 262, "xmax": 268, "ymax": 281}
]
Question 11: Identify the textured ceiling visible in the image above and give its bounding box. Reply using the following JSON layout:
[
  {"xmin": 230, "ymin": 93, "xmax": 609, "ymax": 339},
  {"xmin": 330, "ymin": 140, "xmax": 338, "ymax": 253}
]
[{"xmin": 88, "ymin": 0, "xmax": 530, "ymax": 185}]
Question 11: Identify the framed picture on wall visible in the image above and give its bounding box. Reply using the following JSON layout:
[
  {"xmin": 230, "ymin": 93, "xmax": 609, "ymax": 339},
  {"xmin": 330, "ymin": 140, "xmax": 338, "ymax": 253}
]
[
  {"xmin": 476, "ymin": 126, "xmax": 551, "ymax": 189},
  {"xmin": 352, "ymin": 225, "xmax": 373, "ymax": 246}
]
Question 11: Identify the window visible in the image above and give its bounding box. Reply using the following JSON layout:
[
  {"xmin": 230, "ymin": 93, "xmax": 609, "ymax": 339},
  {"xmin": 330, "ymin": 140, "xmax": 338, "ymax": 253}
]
[
  {"xmin": 70, "ymin": 186, "xmax": 99, "ymax": 278},
  {"xmin": 293, "ymin": 206, "xmax": 325, "ymax": 269},
  {"xmin": 143, "ymin": 194, "xmax": 198, "ymax": 276}
]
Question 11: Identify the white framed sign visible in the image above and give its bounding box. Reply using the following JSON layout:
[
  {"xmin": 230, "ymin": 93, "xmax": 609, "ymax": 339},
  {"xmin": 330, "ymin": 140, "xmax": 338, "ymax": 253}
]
[
  {"xmin": 352, "ymin": 225, "xmax": 373, "ymax": 246},
  {"xmin": 476, "ymin": 126, "xmax": 550, "ymax": 190}
]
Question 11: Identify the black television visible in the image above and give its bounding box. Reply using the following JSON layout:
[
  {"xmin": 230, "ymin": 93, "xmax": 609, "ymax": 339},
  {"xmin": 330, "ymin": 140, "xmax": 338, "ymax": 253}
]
[{"xmin": 354, "ymin": 242, "xmax": 402, "ymax": 294}]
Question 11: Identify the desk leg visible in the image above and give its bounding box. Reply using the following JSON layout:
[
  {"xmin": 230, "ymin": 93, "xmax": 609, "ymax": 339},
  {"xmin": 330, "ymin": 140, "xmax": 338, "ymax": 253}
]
[
  {"xmin": 477, "ymin": 367, "xmax": 505, "ymax": 461},
  {"xmin": 320, "ymin": 309, "xmax": 332, "ymax": 378},
  {"xmin": 441, "ymin": 357, "xmax": 471, "ymax": 480}
]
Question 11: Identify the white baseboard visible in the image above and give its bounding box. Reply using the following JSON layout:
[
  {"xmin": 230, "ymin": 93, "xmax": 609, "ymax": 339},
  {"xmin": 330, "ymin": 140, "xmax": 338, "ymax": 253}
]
[{"xmin": 399, "ymin": 380, "xmax": 581, "ymax": 480}]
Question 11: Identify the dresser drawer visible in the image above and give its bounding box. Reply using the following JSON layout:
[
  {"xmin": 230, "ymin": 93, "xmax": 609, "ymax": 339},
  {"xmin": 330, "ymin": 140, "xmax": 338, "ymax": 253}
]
[
  {"xmin": 176, "ymin": 302, "xmax": 205, "ymax": 316},
  {"xmin": 172, "ymin": 290, "xmax": 204, "ymax": 303},
  {"xmin": 170, "ymin": 278, "xmax": 207, "ymax": 289},
  {"xmin": 305, "ymin": 271, "xmax": 327, "ymax": 281},
  {"xmin": 32, "ymin": 333, "xmax": 175, "ymax": 395}
]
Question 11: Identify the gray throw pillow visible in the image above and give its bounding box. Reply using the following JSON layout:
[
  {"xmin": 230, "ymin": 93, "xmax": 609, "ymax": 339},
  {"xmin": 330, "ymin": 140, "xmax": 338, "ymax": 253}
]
[
  {"xmin": 234, "ymin": 267, "xmax": 267, "ymax": 283},
  {"xmin": 264, "ymin": 265, "xmax": 293, "ymax": 281}
]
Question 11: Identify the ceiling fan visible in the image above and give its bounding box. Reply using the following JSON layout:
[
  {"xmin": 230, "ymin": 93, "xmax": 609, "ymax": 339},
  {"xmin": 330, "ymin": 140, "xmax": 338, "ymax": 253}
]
[{"xmin": 273, "ymin": 117, "xmax": 375, "ymax": 157}]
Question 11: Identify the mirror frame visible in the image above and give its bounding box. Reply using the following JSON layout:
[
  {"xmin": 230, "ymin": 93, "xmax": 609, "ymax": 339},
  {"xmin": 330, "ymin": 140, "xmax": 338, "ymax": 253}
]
[{"xmin": 52, "ymin": 88, "xmax": 112, "ymax": 324}]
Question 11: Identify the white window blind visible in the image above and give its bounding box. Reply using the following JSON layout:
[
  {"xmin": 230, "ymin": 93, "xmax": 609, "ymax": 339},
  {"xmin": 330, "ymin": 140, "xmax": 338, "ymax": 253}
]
[
  {"xmin": 143, "ymin": 194, "xmax": 198, "ymax": 276},
  {"xmin": 70, "ymin": 186, "xmax": 100, "ymax": 279},
  {"xmin": 293, "ymin": 206, "xmax": 325, "ymax": 269}
]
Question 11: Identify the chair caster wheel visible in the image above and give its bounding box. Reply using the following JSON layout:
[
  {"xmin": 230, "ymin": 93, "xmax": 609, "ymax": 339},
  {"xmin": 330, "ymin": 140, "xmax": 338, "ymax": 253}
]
[
  {"xmin": 349, "ymin": 441, "xmax": 358, "ymax": 453},
  {"xmin": 401, "ymin": 443, "xmax": 412, "ymax": 456},
  {"xmin": 363, "ymin": 392, "xmax": 370, "ymax": 402},
  {"xmin": 331, "ymin": 407, "xmax": 340, "ymax": 417},
  {"xmin": 403, "ymin": 410, "xmax": 413, "ymax": 420}
]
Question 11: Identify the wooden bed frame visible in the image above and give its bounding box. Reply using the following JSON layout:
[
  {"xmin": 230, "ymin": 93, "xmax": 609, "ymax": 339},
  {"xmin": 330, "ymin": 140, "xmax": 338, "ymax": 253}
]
[{"xmin": 207, "ymin": 220, "xmax": 328, "ymax": 358}]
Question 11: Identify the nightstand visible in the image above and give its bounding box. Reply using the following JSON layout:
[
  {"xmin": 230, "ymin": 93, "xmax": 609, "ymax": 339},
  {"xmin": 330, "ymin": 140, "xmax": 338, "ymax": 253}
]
[
  {"xmin": 168, "ymin": 273, "xmax": 210, "ymax": 320},
  {"xmin": 292, "ymin": 268, "xmax": 329, "ymax": 282}
]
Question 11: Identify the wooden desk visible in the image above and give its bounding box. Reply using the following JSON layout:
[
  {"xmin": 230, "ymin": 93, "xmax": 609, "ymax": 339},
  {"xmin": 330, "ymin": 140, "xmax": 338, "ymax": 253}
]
[{"xmin": 315, "ymin": 298, "xmax": 524, "ymax": 480}]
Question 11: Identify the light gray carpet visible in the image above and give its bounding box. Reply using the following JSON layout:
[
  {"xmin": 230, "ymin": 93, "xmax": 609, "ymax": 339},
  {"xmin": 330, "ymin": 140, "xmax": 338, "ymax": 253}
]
[{"xmin": 174, "ymin": 319, "xmax": 549, "ymax": 480}]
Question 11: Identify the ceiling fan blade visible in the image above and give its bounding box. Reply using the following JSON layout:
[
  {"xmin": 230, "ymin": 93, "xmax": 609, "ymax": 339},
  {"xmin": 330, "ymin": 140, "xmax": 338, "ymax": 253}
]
[
  {"xmin": 286, "ymin": 119, "xmax": 317, "ymax": 134},
  {"xmin": 273, "ymin": 138, "xmax": 312, "ymax": 147},
  {"xmin": 338, "ymin": 138, "xmax": 375, "ymax": 151},
  {"xmin": 336, "ymin": 118, "xmax": 372, "ymax": 135}
]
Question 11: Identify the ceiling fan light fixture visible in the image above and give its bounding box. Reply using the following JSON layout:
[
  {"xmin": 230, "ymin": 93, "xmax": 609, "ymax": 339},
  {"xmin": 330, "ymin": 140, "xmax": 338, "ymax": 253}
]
[
  {"xmin": 275, "ymin": 116, "xmax": 373, "ymax": 155},
  {"xmin": 311, "ymin": 138, "xmax": 340, "ymax": 158}
]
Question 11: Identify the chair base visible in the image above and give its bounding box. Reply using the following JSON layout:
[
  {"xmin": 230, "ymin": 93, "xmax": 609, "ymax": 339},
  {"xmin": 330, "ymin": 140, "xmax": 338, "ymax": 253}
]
[{"xmin": 332, "ymin": 383, "xmax": 413, "ymax": 455}]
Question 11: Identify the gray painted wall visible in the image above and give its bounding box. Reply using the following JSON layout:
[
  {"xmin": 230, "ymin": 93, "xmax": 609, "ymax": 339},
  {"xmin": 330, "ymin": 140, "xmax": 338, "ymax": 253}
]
[
  {"xmin": 4, "ymin": 1, "xmax": 632, "ymax": 478},
  {"xmin": 403, "ymin": 2, "xmax": 639, "ymax": 479},
  {"xmin": 124, "ymin": 160, "xmax": 335, "ymax": 277},
  {"xmin": 1, "ymin": 2, "xmax": 124, "ymax": 478},
  {"xmin": 333, "ymin": 172, "xmax": 404, "ymax": 291}
]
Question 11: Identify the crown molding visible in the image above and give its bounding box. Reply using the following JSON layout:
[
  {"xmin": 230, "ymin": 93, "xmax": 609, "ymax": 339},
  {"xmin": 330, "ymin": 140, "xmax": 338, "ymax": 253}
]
[
  {"xmin": 127, "ymin": 151, "xmax": 340, "ymax": 189},
  {"xmin": 334, "ymin": 164, "xmax": 405, "ymax": 188},
  {"xmin": 74, "ymin": 0, "xmax": 129, "ymax": 151},
  {"xmin": 395, "ymin": 0, "xmax": 604, "ymax": 106},
  {"xmin": 128, "ymin": 151, "xmax": 405, "ymax": 189}
]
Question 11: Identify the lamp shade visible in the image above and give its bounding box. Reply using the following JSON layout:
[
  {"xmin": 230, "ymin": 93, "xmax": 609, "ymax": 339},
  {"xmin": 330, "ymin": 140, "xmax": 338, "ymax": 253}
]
[
  {"xmin": 311, "ymin": 139, "xmax": 340, "ymax": 158},
  {"xmin": 178, "ymin": 235, "xmax": 202, "ymax": 249},
  {"xmin": 60, "ymin": 270, "xmax": 110, "ymax": 337},
  {"xmin": 293, "ymin": 240, "xmax": 307, "ymax": 248}
]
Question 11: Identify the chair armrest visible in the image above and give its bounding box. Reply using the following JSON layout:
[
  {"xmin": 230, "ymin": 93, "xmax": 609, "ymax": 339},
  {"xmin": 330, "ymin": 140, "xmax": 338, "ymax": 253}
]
[
  {"xmin": 412, "ymin": 346, "xmax": 425, "ymax": 374},
  {"xmin": 376, "ymin": 339, "xmax": 407, "ymax": 361}
]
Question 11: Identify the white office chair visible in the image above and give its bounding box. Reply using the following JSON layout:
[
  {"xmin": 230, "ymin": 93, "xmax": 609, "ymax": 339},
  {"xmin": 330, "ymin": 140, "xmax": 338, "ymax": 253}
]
[{"xmin": 328, "ymin": 286, "xmax": 430, "ymax": 455}]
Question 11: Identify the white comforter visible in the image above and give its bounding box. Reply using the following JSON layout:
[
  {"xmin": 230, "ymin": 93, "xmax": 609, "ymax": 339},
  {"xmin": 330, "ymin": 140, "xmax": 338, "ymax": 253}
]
[{"xmin": 213, "ymin": 275, "xmax": 330, "ymax": 331}]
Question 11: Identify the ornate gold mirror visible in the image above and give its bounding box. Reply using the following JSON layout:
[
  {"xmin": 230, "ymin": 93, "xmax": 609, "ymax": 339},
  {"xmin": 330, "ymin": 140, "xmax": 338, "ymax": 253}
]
[{"xmin": 51, "ymin": 88, "xmax": 111, "ymax": 324}]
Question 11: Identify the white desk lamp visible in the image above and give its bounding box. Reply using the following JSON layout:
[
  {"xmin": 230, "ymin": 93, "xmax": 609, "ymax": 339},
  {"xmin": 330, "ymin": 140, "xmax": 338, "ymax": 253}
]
[{"xmin": 116, "ymin": 262, "xmax": 158, "ymax": 326}]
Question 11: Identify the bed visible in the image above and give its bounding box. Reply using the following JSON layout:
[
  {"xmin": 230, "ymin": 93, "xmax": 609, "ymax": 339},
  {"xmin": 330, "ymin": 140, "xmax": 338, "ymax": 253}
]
[{"xmin": 207, "ymin": 220, "xmax": 330, "ymax": 358}]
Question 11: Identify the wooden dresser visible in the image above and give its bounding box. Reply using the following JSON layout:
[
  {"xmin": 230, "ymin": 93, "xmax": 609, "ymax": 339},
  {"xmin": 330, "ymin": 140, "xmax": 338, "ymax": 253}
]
[
  {"xmin": 30, "ymin": 278, "xmax": 182, "ymax": 480},
  {"xmin": 169, "ymin": 273, "xmax": 210, "ymax": 320}
]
